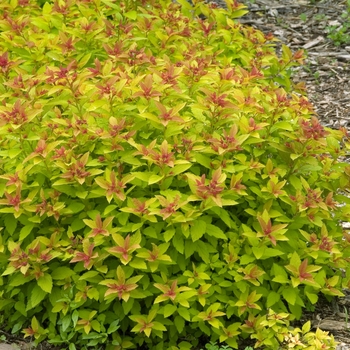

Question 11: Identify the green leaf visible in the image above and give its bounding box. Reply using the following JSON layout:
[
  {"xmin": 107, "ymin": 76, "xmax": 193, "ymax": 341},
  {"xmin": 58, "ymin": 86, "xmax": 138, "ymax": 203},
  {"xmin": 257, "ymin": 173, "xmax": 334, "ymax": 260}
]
[
  {"xmin": 42, "ymin": 1, "xmax": 52, "ymax": 14},
  {"xmin": 0, "ymin": 182, "xmax": 5, "ymax": 197},
  {"xmin": 0, "ymin": 208, "xmax": 15, "ymax": 214},
  {"xmin": 219, "ymin": 281, "xmax": 232, "ymax": 287},
  {"xmin": 198, "ymin": 321, "xmax": 211, "ymax": 335},
  {"xmin": 194, "ymin": 154, "xmax": 211, "ymax": 169},
  {"xmin": 28, "ymin": 285, "xmax": 47, "ymax": 310},
  {"xmin": 240, "ymin": 254, "xmax": 255, "ymax": 265},
  {"xmin": 163, "ymin": 228, "xmax": 175, "ymax": 242},
  {"xmin": 270, "ymin": 121, "xmax": 294, "ymax": 133},
  {"xmin": 289, "ymin": 251, "xmax": 301, "ymax": 269},
  {"xmin": 71, "ymin": 218, "xmax": 85, "ymax": 232},
  {"xmin": 104, "ymin": 205, "xmax": 117, "ymax": 215},
  {"xmin": 79, "ymin": 271, "xmax": 101, "ymax": 282},
  {"xmin": 122, "ymin": 298, "xmax": 134, "ymax": 315},
  {"xmin": 52, "ymin": 182, "xmax": 76, "ymax": 196},
  {"xmin": 184, "ymin": 240, "xmax": 195, "ymax": 259},
  {"xmin": 121, "ymin": 155, "xmax": 142, "ymax": 166},
  {"xmin": 28, "ymin": 216, "xmax": 41, "ymax": 223},
  {"xmin": 72, "ymin": 310, "xmax": 79, "ymax": 327},
  {"xmin": 9, "ymin": 149, "xmax": 22, "ymax": 159},
  {"xmin": 191, "ymin": 220, "xmax": 206, "ymax": 242},
  {"xmin": 87, "ymin": 288, "xmax": 99, "ymax": 301},
  {"xmin": 302, "ymin": 321, "xmax": 311, "ymax": 334},
  {"xmin": 2, "ymin": 266, "xmax": 16, "ymax": 276},
  {"xmin": 31, "ymin": 316, "xmax": 39, "ymax": 332},
  {"xmin": 226, "ymin": 338, "xmax": 238, "ymax": 349},
  {"xmin": 19, "ymin": 224, "xmax": 34, "ymax": 241},
  {"xmin": 100, "ymin": 0, "xmax": 121, "ymax": 10},
  {"xmin": 230, "ymin": 8, "xmax": 249, "ymax": 18},
  {"xmin": 107, "ymin": 320, "xmax": 120, "ymax": 334},
  {"xmin": 252, "ymin": 247, "xmax": 264, "ymax": 259},
  {"xmin": 61, "ymin": 314, "xmax": 71, "ymax": 332},
  {"xmin": 289, "ymin": 304, "xmax": 302, "ymax": 319},
  {"xmin": 133, "ymin": 171, "xmax": 161, "ymax": 183},
  {"xmin": 297, "ymin": 164, "xmax": 322, "ymax": 174},
  {"xmin": 78, "ymin": 53, "xmax": 92, "ymax": 68},
  {"xmin": 282, "ymin": 287, "xmax": 297, "ymax": 306},
  {"xmin": 66, "ymin": 202, "xmax": 85, "ymax": 214},
  {"xmin": 272, "ymin": 264, "xmax": 289, "ymax": 284},
  {"xmin": 175, "ymin": 0, "xmax": 193, "ymax": 9},
  {"xmin": 37, "ymin": 273, "xmax": 53, "ymax": 293},
  {"xmin": 261, "ymin": 248, "xmax": 285, "ymax": 259},
  {"xmin": 124, "ymin": 10, "xmax": 137, "ymax": 20},
  {"xmin": 305, "ymin": 291, "xmax": 318, "ymax": 304},
  {"xmin": 171, "ymin": 164, "xmax": 192, "ymax": 176},
  {"xmin": 164, "ymin": 304, "xmax": 177, "ymax": 318},
  {"xmin": 10, "ymin": 273, "xmax": 31, "ymax": 287},
  {"xmin": 144, "ymin": 226, "xmax": 158, "ymax": 239},
  {"xmin": 210, "ymin": 207, "xmax": 232, "ymax": 229},
  {"xmin": 172, "ymin": 233, "xmax": 184, "ymax": 254},
  {"xmin": 51, "ymin": 267, "xmax": 75, "ymax": 280},
  {"xmin": 87, "ymin": 100, "xmax": 108, "ymax": 112},
  {"xmin": 32, "ymin": 18, "xmax": 50, "ymax": 31},
  {"xmin": 174, "ymin": 315, "xmax": 185, "ymax": 333},
  {"xmin": 282, "ymin": 44, "xmax": 293, "ymax": 61},
  {"xmin": 177, "ymin": 307, "xmax": 191, "ymax": 321},
  {"xmin": 266, "ymin": 291, "xmax": 280, "ymax": 307},
  {"xmin": 272, "ymin": 275, "xmax": 290, "ymax": 284},
  {"xmin": 288, "ymin": 175, "xmax": 302, "ymax": 190},
  {"xmin": 4, "ymin": 214, "xmax": 17, "ymax": 235},
  {"xmin": 196, "ymin": 241, "xmax": 210, "ymax": 264},
  {"xmin": 148, "ymin": 174, "xmax": 164, "ymax": 185},
  {"xmin": 129, "ymin": 258, "xmax": 148, "ymax": 270},
  {"xmin": 152, "ymin": 321, "xmax": 167, "ymax": 332},
  {"xmin": 206, "ymin": 224, "xmax": 227, "ymax": 240},
  {"xmin": 117, "ymin": 212, "xmax": 129, "ymax": 226},
  {"xmin": 15, "ymin": 301, "xmax": 26, "ymax": 316}
]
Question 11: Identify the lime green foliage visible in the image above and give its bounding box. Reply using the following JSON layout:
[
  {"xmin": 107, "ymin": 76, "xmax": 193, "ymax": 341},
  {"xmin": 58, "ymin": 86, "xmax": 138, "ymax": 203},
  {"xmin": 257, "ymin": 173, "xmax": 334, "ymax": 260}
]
[
  {"xmin": 0, "ymin": 0, "xmax": 349, "ymax": 349},
  {"xmin": 203, "ymin": 319, "xmax": 336, "ymax": 350},
  {"xmin": 202, "ymin": 340, "xmax": 234, "ymax": 350}
]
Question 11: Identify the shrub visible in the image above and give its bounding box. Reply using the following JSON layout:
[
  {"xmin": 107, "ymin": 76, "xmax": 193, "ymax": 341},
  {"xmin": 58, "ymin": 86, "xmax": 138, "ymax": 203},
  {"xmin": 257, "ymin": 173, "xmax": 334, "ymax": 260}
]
[{"xmin": 0, "ymin": 0, "xmax": 348, "ymax": 349}]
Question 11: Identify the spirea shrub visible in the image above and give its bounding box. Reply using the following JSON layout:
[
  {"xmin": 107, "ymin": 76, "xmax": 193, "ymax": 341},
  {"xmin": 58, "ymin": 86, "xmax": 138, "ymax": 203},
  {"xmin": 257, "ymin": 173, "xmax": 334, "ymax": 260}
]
[{"xmin": 0, "ymin": 0, "xmax": 349, "ymax": 349}]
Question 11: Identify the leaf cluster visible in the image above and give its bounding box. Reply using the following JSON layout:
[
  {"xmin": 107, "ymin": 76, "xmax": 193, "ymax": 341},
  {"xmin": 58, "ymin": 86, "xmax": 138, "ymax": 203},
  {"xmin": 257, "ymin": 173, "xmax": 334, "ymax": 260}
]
[{"xmin": 0, "ymin": 0, "xmax": 349, "ymax": 349}]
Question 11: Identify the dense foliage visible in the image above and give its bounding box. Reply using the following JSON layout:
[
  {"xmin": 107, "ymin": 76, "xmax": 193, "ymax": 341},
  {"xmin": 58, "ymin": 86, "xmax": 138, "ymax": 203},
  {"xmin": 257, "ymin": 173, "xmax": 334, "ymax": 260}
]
[{"xmin": 0, "ymin": 0, "xmax": 349, "ymax": 349}]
